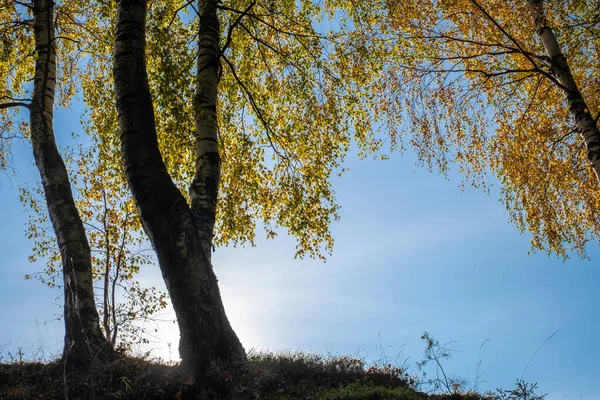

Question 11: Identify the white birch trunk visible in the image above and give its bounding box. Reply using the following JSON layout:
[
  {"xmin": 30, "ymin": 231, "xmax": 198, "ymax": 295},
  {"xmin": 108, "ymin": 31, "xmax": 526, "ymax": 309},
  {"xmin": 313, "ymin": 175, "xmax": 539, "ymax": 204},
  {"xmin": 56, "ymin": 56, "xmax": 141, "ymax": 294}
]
[
  {"xmin": 30, "ymin": 0, "xmax": 110, "ymax": 367},
  {"xmin": 189, "ymin": 0, "xmax": 221, "ymax": 260},
  {"xmin": 527, "ymin": 0, "xmax": 600, "ymax": 183}
]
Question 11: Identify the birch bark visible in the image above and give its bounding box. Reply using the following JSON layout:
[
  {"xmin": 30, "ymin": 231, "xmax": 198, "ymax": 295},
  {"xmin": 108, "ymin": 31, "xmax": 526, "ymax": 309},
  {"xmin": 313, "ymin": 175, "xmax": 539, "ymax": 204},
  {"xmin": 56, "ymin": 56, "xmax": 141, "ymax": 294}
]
[
  {"xmin": 30, "ymin": 0, "xmax": 110, "ymax": 367},
  {"xmin": 527, "ymin": 0, "xmax": 600, "ymax": 182},
  {"xmin": 113, "ymin": 0, "xmax": 245, "ymax": 389},
  {"xmin": 189, "ymin": 0, "xmax": 221, "ymax": 259}
]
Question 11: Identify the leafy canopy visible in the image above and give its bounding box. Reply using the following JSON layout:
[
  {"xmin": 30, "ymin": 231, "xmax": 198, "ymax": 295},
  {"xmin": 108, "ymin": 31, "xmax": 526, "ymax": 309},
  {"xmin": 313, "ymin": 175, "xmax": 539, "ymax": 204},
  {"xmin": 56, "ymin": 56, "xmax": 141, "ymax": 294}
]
[
  {"xmin": 78, "ymin": 0, "xmax": 400, "ymax": 259},
  {"xmin": 379, "ymin": 0, "xmax": 600, "ymax": 258}
]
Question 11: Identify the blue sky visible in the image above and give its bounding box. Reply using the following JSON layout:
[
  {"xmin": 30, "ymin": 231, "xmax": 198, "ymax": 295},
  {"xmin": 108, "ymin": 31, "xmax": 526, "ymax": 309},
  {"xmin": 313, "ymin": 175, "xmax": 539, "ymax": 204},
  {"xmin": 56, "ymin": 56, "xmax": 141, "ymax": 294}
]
[{"xmin": 1, "ymin": 104, "xmax": 600, "ymax": 400}]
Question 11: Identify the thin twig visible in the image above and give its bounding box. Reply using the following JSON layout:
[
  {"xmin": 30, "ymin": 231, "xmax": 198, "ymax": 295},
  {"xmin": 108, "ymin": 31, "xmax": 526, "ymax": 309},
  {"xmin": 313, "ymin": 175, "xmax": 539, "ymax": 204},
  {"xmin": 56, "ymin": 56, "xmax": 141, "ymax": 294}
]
[{"xmin": 221, "ymin": 53, "xmax": 290, "ymax": 161}]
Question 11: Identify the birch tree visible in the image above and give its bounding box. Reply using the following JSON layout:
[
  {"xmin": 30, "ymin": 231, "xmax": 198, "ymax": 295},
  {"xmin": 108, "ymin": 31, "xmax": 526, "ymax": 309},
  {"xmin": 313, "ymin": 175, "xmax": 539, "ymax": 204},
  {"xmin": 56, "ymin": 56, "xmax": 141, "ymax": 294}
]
[
  {"xmin": 0, "ymin": 0, "xmax": 111, "ymax": 367},
  {"xmin": 110, "ymin": 0, "xmax": 398, "ymax": 392},
  {"xmin": 526, "ymin": 0, "xmax": 600, "ymax": 181},
  {"xmin": 114, "ymin": 0, "xmax": 246, "ymax": 390},
  {"xmin": 21, "ymin": 148, "xmax": 168, "ymax": 350}
]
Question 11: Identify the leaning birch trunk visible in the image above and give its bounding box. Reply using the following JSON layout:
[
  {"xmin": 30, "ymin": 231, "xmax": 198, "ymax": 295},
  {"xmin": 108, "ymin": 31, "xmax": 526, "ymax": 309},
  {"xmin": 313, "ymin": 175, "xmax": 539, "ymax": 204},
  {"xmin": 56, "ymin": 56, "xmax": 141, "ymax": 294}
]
[
  {"xmin": 113, "ymin": 0, "xmax": 246, "ymax": 391},
  {"xmin": 189, "ymin": 0, "xmax": 221, "ymax": 260},
  {"xmin": 527, "ymin": 0, "xmax": 600, "ymax": 183},
  {"xmin": 30, "ymin": 0, "xmax": 110, "ymax": 367}
]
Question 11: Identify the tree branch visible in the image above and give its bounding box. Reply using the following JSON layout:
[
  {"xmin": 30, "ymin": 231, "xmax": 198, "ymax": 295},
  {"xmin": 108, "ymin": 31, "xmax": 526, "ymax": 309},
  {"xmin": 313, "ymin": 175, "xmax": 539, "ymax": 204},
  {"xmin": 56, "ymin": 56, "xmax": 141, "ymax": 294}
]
[
  {"xmin": 221, "ymin": 53, "xmax": 290, "ymax": 161},
  {"xmin": 0, "ymin": 101, "xmax": 30, "ymax": 109},
  {"xmin": 220, "ymin": 0, "xmax": 256, "ymax": 56},
  {"xmin": 470, "ymin": 0, "xmax": 538, "ymax": 68},
  {"xmin": 166, "ymin": 0, "xmax": 195, "ymax": 30},
  {"xmin": 14, "ymin": 1, "xmax": 33, "ymax": 9},
  {"xmin": 469, "ymin": 0, "xmax": 568, "ymax": 91}
]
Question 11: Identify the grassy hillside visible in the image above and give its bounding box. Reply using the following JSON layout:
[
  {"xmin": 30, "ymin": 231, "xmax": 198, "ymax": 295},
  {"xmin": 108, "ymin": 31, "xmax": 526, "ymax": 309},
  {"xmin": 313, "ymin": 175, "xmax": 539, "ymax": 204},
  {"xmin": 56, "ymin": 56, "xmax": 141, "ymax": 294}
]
[{"xmin": 0, "ymin": 351, "xmax": 544, "ymax": 400}]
